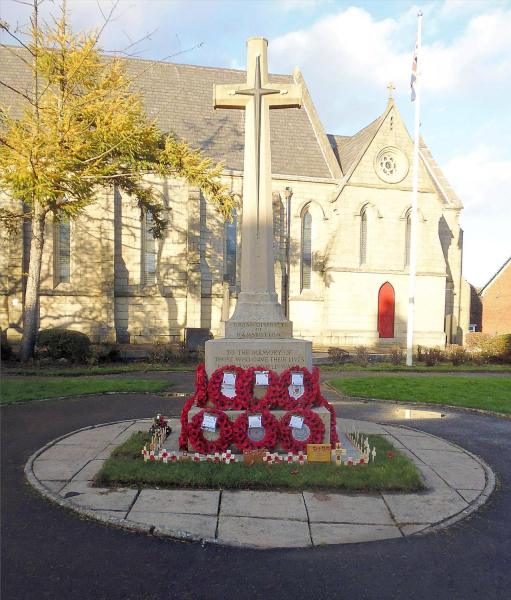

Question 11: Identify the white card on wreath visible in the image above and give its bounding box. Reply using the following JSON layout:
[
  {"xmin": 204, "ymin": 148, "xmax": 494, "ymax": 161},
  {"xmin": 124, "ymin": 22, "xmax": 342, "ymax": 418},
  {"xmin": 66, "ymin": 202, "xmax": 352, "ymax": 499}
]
[
  {"xmin": 255, "ymin": 371, "xmax": 269, "ymax": 386},
  {"xmin": 202, "ymin": 414, "xmax": 217, "ymax": 430},
  {"xmin": 288, "ymin": 384, "xmax": 304, "ymax": 399},
  {"xmin": 291, "ymin": 373, "xmax": 304, "ymax": 386},
  {"xmin": 221, "ymin": 384, "xmax": 236, "ymax": 398},
  {"xmin": 290, "ymin": 415, "xmax": 305, "ymax": 429},
  {"xmin": 248, "ymin": 415, "xmax": 262, "ymax": 428},
  {"xmin": 223, "ymin": 372, "xmax": 236, "ymax": 386}
]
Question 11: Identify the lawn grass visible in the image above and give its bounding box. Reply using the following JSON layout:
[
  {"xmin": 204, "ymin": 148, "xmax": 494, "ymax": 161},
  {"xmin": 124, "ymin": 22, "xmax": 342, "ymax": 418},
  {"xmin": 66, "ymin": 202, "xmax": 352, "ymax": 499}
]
[
  {"xmin": 95, "ymin": 432, "xmax": 423, "ymax": 493},
  {"xmin": 330, "ymin": 376, "xmax": 511, "ymax": 414},
  {"xmin": 0, "ymin": 378, "xmax": 171, "ymax": 404},
  {"xmin": 4, "ymin": 362, "xmax": 510, "ymax": 377},
  {"xmin": 2, "ymin": 364, "xmax": 195, "ymax": 377},
  {"xmin": 321, "ymin": 363, "xmax": 511, "ymax": 373}
]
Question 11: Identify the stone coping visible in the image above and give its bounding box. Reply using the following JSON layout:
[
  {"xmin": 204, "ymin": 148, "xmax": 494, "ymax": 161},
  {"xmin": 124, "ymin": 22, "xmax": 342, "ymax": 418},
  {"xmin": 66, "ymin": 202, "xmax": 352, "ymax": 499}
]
[{"xmin": 25, "ymin": 419, "xmax": 495, "ymax": 550}]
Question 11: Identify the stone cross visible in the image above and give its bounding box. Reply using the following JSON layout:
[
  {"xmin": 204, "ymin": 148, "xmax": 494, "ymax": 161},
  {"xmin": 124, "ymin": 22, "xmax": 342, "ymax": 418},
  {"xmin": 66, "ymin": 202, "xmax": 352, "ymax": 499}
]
[
  {"xmin": 214, "ymin": 38, "xmax": 302, "ymax": 295},
  {"xmin": 387, "ymin": 82, "xmax": 396, "ymax": 99}
]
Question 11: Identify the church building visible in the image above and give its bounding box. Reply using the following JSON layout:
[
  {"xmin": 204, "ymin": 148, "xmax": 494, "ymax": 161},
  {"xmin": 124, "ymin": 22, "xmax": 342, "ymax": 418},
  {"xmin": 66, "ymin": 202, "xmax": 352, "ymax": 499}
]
[{"xmin": 0, "ymin": 48, "xmax": 471, "ymax": 348}]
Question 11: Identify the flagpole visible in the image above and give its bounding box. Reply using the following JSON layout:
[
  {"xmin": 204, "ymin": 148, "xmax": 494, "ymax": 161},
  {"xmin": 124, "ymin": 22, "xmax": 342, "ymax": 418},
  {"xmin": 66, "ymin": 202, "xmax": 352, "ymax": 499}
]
[{"xmin": 406, "ymin": 10, "xmax": 423, "ymax": 366}]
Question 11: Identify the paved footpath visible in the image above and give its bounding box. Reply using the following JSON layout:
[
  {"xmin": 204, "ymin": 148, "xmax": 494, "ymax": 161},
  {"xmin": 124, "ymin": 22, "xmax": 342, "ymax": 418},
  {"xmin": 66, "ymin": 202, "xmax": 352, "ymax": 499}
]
[
  {"xmin": 2, "ymin": 373, "xmax": 511, "ymax": 600},
  {"xmin": 27, "ymin": 417, "xmax": 494, "ymax": 549}
]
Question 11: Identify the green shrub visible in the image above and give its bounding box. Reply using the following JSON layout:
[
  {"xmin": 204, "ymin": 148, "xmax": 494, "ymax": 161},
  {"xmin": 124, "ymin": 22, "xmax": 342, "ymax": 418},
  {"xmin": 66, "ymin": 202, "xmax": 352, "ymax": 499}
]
[
  {"xmin": 176, "ymin": 340, "xmax": 191, "ymax": 363},
  {"xmin": 37, "ymin": 329, "xmax": 91, "ymax": 363},
  {"xmin": 1, "ymin": 336, "xmax": 14, "ymax": 361},
  {"xmin": 465, "ymin": 333, "xmax": 511, "ymax": 364},
  {"xmin": 388, "ymin": 345, "xmax": 404, "ymax": 366},
  {"xmin": 445, "ymin": 344, "xmax": 468, "ymax": 366},
  {"xmin": 328, "ymin": 347, "xmax": 350, "ymax": 365},
  {"xmin": 465, "ymin": 332, "xmax": 491, "ymax": 351},
  {"xmin": 354, "ymin": 345, "xmax": 370, "ymax": 367},
  {"xmin": 148, "ymin": 341, "xmax": 176, "ymax": 364},
  {"xmin": 415, "ymin": 345, "xmax": 424, "ymax": 362},
  {"xmin": 196, "ymin": 345, "xmax": 205, "ymax": 365},
  {"xmin": 487, "ymin": 334, "xmax": 511, "ymax": 364},
  {"xmin": 97, "ymin": 341, "xmax": 123, "ymax": 363},
  {"xmin": 424, "ymin": 346, "xmax": 442, "ymax": 367}
]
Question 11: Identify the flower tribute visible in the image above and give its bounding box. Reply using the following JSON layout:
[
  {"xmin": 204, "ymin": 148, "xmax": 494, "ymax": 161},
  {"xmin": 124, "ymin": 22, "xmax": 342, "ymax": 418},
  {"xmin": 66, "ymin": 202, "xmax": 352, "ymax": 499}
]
[{"xmin": 179, "ymin": 364, "xmax": 339, "ymax": 455}]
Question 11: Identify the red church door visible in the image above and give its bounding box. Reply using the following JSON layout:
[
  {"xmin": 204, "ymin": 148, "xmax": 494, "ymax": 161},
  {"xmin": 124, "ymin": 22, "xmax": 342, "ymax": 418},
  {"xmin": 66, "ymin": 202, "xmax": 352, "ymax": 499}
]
[{"xmin": 378, "ymin": 283, "xmax": 395, "ymax": 338}]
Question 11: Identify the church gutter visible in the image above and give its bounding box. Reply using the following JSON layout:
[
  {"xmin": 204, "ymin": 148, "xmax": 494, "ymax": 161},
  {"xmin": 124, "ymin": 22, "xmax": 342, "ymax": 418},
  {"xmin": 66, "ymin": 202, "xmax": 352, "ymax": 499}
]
[
  {"xmin": 419, "ymin": 150, "xmax": 456, "ymax": 207},
  {"xmin": 220, "ymin": 168, "xmax": 339, "ymax": 185}
]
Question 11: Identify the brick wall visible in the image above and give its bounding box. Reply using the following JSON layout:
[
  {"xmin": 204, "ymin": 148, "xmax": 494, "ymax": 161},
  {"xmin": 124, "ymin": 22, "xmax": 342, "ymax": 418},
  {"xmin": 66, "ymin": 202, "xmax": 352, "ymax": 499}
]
[{"xmin": 482, "ymin": 261, "xmax": 511, "ymax": 335}]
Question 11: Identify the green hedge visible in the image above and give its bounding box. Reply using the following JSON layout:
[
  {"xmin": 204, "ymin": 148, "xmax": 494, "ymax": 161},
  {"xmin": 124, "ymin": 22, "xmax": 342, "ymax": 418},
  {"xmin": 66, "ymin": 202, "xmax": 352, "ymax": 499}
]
[{"xmin": 37, "ymin": 329, "xmax": 91, "ymax": 363}]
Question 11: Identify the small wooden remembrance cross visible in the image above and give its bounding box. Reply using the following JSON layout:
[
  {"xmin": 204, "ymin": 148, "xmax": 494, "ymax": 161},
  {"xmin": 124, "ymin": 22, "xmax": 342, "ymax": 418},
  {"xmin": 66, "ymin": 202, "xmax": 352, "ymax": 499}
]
[{"xmin": 213, "ymin": 38, "xmax": 302, "ymax": 295}]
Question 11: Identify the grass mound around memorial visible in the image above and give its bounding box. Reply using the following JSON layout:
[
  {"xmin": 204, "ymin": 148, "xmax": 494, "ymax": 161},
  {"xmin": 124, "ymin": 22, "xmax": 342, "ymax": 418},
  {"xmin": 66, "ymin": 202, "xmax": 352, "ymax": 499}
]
[{"xmin": 95, "ymin": 432, "xmax": 423, "ymax": 493}]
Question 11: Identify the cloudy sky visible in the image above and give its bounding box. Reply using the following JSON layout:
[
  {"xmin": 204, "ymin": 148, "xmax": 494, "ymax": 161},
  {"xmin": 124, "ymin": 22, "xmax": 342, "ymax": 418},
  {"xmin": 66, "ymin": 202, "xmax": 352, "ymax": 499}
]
[{"xmin": 1, "ymin": 0, "xmax": 509, "ymax": 287}]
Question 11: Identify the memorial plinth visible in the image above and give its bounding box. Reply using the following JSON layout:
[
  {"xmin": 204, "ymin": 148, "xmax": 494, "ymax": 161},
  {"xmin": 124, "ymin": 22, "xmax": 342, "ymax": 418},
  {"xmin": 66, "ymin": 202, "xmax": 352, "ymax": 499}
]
[{"xmin": 205, "ymin": 338, "xmax": 312, "ymax": 377}]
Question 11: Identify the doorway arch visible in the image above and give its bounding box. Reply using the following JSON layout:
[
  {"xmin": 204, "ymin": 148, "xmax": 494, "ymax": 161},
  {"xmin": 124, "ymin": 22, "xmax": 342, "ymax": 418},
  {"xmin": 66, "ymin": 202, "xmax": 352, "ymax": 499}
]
[{"xmin": 378, "ymin": 283, "xmax": 395, "ymax": 338}]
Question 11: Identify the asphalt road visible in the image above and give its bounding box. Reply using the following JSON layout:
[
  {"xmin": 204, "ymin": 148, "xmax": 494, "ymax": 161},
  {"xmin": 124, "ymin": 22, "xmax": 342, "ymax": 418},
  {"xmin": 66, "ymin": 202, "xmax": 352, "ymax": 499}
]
[{"xmin": 2, "ymin": 372, "xmax": 510, "ymax": 600}]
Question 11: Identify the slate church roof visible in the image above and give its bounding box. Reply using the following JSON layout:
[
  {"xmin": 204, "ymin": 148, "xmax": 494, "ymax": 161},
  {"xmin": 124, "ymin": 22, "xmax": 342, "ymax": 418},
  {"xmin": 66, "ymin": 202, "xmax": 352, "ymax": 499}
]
[
  {"xmin": 327, "ymin": 114, "xmax": 385, "ymax": 175},
  {"xmin": 126, "ymin": 59, "xmax": 335, "ymax": 179},
  {"xmin": 0, "ymin": 45, "xmax": 460, "ymax": 203},
  {"xmin": 0, "ymin": 47, "xmax": 333, "ymax": 180}
]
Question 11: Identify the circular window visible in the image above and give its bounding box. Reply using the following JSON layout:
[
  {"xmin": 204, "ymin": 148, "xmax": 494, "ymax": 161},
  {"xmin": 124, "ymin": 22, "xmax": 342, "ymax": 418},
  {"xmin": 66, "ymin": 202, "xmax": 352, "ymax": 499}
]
[{"xmin": 374, "ymin": 147, "xmax": 409, "ymax": 184}]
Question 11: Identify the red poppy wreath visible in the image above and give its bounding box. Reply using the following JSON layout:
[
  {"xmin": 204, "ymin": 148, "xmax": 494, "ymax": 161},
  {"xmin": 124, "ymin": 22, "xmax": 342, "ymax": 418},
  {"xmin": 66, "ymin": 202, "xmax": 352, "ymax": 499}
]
[
  {"xmin": 187, "ymin": 408, "xmax": 233, "ymax": 454},
  {"xmin": 233, "ymin": 409, "xmax": 280, "ymax": 451},
  {"xmin": 279, "ymin": 407, "xmax": 325, "ymax": 453},
  {"xmin": 194, "ymin": 363, "xmax": 209, "ymax": 407},
  {"xmin": 276, "ymin": 366, "xmax": 318, "ymax": 411},
  {"xmin": 207, "ymin": 365, "xmax": 247, "ymax": 410},
  {"xmin": 236, "ymin": 366, "xmax": 280, "ymax": 411},
  {"xmin": 179, "ymin": 395, "xmax": 196, "ymax": 450}
]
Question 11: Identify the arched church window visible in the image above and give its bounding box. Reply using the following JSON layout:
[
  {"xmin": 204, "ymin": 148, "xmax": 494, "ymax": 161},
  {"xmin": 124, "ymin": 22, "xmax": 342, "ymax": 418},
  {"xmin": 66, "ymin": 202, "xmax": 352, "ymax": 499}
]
[
  {"xmin": 225, "ymin": 209, "xmax": 237, "ymax": 286},
  {"xmin": 405, "ymin": 211, "xmax": 411, "ymax": 267},
  {"xmin": 54, "ymin": 220, "xmax": 71, "ymax": 284},
  {"xmin": 360, "ymin": 209, "xmax": 368, "ymax": 265},
  {"xmin": 143, "ymin": 213, "xmax": 156, "ymax": 285},
  {"xmin": 301, "ymin": 209, "xmax": 312, "ymax": 290}
]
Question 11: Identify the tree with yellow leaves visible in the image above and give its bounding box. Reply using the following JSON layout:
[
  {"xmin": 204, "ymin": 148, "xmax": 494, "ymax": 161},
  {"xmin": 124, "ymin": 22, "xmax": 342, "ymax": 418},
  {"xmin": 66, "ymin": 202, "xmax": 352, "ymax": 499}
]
[{"xmin": 0, "ymin": 2, "xmax": 235, "ymax": 361}]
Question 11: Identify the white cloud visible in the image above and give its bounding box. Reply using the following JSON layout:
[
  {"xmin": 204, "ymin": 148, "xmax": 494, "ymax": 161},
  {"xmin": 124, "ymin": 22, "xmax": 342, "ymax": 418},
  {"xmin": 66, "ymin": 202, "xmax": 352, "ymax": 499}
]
[
  {"xmin": 269, "ymin": 4, "xmax": 511, "ymax": 103},
  {"xmin": 270, "ymin": 7, "xmax": 407, "ymax": 89},
  {"xmin": 444, "ymin": 146, "xmax": 511, "ymax": 213},
  {"xmin": 446, "ymin": 145, "xmax": 511, "ymax": 286},
  {"xmin": 422, "ymin": 9, "xmax": 511, "ymax": 94}
]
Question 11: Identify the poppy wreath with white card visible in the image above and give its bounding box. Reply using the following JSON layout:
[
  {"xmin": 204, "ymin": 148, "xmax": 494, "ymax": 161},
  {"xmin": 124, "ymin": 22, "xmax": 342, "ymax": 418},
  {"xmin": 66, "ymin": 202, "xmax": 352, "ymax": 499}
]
[
  {"xmin": 232, "ymin": 409, "xmax": 280, "ymax": 451},
  {"xmin": 179, "ymin": 395, "xmax": 196, "ymax": 450},
  {"xmin": 207, "ymin": 365, "xmax": 247, "ymax": 410},
  {"xmin": 187, "ymin": 408, "xmax": 233, "ymax": 454},
  {"xmin": 279, "ymin": 407, "xmax": 325, "ymax": 453},
  {"xmin": 276, "ymin": 366, "xmax": 318, "ymax": 410},
  {"xmin": 236, "ymin": 366, "xmax": 280, "ymax": 411},
  {"xmin": 194, "ymin": 363, "xmax": 209, "ymax": 407}
]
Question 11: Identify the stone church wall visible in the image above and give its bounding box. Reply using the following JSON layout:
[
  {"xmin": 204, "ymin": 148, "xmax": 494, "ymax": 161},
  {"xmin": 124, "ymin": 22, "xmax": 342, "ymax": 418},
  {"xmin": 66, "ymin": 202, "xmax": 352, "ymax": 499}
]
[{"xmin": 0, "ymin": 105, "xmax": 468, "ymax": 349}]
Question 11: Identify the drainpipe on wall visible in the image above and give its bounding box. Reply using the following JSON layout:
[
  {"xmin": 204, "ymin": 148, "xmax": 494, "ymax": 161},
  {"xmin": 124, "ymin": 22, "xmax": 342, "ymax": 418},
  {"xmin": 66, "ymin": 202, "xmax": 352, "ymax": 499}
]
[{"xmin": 284, "ymin": 187, "xmax": 292, "ymax": 319}]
